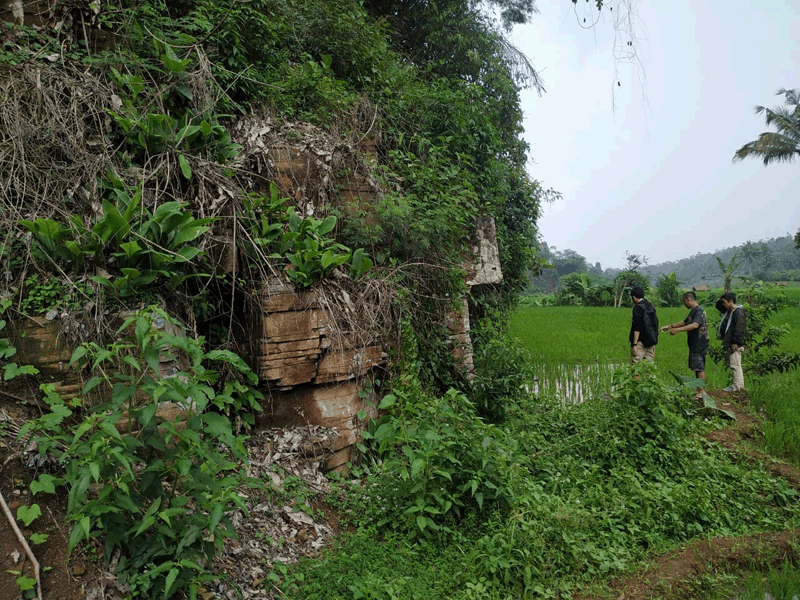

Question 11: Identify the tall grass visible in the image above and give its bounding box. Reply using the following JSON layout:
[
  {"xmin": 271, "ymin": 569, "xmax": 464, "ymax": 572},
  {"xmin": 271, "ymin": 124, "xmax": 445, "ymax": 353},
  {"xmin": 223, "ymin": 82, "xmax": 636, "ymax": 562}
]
[{"xmin": 749, "ymin": 305, "xmax": 800, "ymax": 463}]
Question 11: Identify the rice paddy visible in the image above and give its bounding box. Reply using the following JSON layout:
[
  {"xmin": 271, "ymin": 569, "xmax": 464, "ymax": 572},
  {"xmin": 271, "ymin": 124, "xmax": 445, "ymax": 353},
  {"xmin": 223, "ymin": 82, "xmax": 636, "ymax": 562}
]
[
  {"xmin": 510, "ymin": 301, "xmax": 800, "ymax": 462},
  {"xmin": 509, "ymin": 305, "xmax": 728, "ymax": 400}
]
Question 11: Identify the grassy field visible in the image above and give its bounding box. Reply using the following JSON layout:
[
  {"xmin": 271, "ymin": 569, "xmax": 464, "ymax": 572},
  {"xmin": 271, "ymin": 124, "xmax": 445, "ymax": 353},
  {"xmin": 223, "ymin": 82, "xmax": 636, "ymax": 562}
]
[
  {"xmin": 508, "ymin": 305, "xmax": 731, "ymax": 397},
  {"xmin": 510, "ymin": 302, "xmax": 800, "ymax": 461}
]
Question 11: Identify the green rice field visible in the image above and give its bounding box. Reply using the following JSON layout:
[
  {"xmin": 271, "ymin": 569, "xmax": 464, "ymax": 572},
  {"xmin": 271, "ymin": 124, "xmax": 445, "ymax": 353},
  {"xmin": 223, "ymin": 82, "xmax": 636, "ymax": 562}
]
[{"xmin": 510, "ymin": 302, "xmax": 800, "ymax": 461}]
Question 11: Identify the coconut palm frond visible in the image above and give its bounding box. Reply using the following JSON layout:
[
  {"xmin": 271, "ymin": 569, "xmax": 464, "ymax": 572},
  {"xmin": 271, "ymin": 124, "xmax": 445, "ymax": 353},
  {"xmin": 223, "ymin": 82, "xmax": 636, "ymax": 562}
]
[
  {"xmin": 733, "ymin": 88, "xmax": 800, "ymax": 165},
  {"xmin": 734, "ymin": 132, "xmax": 800, "ymax": 166},
  {"xmin": 495, "ymin": 35, "xmax": 545, "ymax": 95},
  {"xmin": 776, "ymin": 88, "xmax": 800, "ymax": 105},
  {"xmin": 760, "ymin": 106, "xmax": 800, "ymax": 138}
]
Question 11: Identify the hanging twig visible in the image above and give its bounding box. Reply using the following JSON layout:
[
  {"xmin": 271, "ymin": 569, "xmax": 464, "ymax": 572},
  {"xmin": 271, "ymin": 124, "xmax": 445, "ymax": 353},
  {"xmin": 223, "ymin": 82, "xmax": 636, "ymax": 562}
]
[{"xmin": 0, "ymin": 488, "xmax": 43, "ymax": 600}]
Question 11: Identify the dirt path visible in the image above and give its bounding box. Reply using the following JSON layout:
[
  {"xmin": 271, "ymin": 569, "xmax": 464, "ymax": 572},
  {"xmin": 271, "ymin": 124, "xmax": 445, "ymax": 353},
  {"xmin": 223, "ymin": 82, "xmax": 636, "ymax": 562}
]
[{"xmin": 576, "ymin": 391, "xmax": 800, "ymax": 600}]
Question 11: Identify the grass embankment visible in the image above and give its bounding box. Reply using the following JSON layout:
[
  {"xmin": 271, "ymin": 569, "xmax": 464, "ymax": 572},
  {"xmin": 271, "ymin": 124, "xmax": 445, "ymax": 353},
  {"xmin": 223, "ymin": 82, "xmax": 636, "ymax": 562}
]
[
  {"xmin": 752, "ymin": 302, "xmax": 800, "ymax": 463},
  {"xmin": 278, "ymin": 304, "xmax": 800, "ymax": 599}
]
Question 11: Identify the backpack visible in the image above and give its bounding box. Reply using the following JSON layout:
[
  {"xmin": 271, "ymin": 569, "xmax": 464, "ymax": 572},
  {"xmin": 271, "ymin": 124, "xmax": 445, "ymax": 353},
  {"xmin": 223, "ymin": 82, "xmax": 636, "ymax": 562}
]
[{"xmin": 640, "ymin": 300, "xmax": 659, "ymax": 347}]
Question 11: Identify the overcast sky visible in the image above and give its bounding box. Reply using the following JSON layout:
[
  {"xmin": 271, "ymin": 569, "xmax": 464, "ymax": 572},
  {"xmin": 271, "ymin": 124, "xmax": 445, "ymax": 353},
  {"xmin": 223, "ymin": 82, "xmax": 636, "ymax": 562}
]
[{"xmin": 510, "ymin": 0, "xmax": 799, "ymax": 271}]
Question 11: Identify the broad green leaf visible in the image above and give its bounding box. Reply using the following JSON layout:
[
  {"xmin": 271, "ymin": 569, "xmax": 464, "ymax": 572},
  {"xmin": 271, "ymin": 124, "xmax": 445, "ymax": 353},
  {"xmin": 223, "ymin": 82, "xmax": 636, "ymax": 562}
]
[
  {"xmin": 69, "ymin": 344, "xmax": 89, "ymax": 367},
  {"xmin": 174, "ymin": 246, "xmax": 203, "ymax": 262},
  {"xmin": 16, "ymin": 504, "xmax": 41, "ymax": 526},
  {"xmin": 317, "ymin": 215, "xmax": 337, "ymax": 236},
  {"xmin": 321, "ymin": 249, "xmax": 334, "ymax": 270},
  {"xmin": 202, "ymin": 412, "xmax": 233, "ymax": 440},
  {"xmin": 30, "ymin": 474, "xmax": 62, "ymax": 495},
  {"xmin": 67, "ymin": 521, "xmax": 85, "ymax": 553},
  {"xmin": 15, "ymin": 575, "xmax": 36, "ymax": 591},
  {"xmin": 164, "ymin": 567, "xmax": 181, "ymax": 599},
  {"xmin": 378, "ymin": 394, "xmax": 396, "ymax": 409}
]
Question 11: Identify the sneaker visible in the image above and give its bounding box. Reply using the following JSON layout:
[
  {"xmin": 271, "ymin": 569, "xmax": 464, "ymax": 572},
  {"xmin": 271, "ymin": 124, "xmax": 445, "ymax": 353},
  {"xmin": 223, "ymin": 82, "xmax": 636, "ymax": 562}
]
[{"xmin": 722, "ymin": 386, "xmax": 736, "ymax": 392}]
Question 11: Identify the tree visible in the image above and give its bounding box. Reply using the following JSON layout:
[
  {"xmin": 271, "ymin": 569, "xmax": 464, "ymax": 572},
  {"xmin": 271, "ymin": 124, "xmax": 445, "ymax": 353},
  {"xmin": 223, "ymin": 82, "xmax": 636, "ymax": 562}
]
[
  {"xmin": 715, "ymin": 252, "xmax": 740, "ymax": 293},
  {"xmin": 624, "ymin": 251, "xmax": 648, "ymax": 272},
  {"xmin": 740, "ymin": 241, "xmax": 759, "ymax": 277},
  {"xmin": 655, "ymin": 272, "xmax": 681, "ymax": 307},
  {"xmin": 551, "ymin": 248, "xmax": 589, "ymax": 277},
  {"xmin": 612, "ymin": 271, "xmax": 649, "ymax": 307},
  {"xmin": 733, "ymin": 88, "xmax": 800, "ymax": 166}
]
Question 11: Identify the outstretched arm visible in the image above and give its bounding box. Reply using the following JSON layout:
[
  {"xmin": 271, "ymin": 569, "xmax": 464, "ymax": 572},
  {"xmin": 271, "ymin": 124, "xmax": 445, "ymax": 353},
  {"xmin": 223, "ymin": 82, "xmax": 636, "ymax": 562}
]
[{"xmin": 663, "ymin": 322, "xmax": 699, "ymax": 336}]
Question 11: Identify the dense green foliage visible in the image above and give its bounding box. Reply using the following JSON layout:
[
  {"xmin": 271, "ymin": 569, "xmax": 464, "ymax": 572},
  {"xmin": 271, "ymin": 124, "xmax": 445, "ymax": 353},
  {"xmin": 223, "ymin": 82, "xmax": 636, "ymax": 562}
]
[
  {"xmin": 2, "ymin": 0, "xmax": 549, "ymax": 393},
  {"xmin": 20, "ymin": 309, "xmax": 261, "ymax": 598},
  {"xmin": 706, "ymin": 284, "xmax": 800, "ymax": 378},
  {"xmin": 0, "ymin": 0, "xmax": 555, "ymax": 596},
  {"xmin": 278, "ymin": 357, "xmax": 800, "ymax": 598}
]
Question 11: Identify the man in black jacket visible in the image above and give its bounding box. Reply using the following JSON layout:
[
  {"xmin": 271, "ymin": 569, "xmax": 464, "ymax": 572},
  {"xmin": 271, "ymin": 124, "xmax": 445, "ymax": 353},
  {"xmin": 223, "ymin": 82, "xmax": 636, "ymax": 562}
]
[
  {"xmin": 629, "ymin": 286, "xmax": 658, "ymax": 363},
  {"xmin": 719, "ymin": 291, "xmax": 747, "ymax": 391}
]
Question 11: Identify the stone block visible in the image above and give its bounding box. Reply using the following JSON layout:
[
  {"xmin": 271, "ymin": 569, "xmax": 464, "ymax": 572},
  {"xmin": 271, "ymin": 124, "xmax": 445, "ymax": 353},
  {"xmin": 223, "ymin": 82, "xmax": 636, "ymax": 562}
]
[
  {"xmin": 8, "ymin": 319, "xmax": 73, "ymax": 378},
  {"xmin": 315, "ymin": 346, "xmax": 387, "ymax": 384},
  {"xmin": 256, "ymin": 379, "xmax": 379, "ymax": 462},
  {"xmin": 260, "ymin": 309, "xmax": 331, "ymax": 343},
  {"xmin": 466, "ymin": 216, "xmax": 503, "ymax": 286}
]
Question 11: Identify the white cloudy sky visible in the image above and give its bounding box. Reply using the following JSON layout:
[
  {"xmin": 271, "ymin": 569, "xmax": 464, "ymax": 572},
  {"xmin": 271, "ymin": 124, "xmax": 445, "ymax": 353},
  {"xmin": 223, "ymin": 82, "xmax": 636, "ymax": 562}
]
[{"xmin": 510, "ymin": 0, "xmax": 800, "ymax": 270}]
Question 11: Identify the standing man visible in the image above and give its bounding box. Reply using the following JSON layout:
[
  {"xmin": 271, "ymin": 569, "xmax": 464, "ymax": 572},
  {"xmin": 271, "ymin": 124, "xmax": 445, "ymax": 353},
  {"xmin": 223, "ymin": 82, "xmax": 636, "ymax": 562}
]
[
  {"xmin": 629, "ymin": 286, "xmax": 658, "ymax": 363},
  {"xmin": 718, "ymin": 291, "xmax": 747, "ymax": 391},
  {"xmin": 660, "ymin": 292, "xmax": 708, "ymax": 399}
]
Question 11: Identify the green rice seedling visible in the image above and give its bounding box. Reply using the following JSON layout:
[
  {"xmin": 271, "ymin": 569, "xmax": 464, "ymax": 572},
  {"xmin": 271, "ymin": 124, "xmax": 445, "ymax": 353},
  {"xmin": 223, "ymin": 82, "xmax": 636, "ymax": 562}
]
[
  {"xmin": 509, "ymin": 305, "xmax": 730, "ymax": 398},
  {"xmin": 751, "ymin": 373, "xmax": 800, "ymax": 463}
]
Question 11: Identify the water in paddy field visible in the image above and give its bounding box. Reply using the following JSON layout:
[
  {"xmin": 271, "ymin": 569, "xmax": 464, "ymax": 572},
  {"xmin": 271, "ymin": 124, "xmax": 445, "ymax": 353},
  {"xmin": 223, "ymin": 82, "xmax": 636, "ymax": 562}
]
[{"xmin": 530, "ymin": 363, "xmax": 619, "ymax": 404}]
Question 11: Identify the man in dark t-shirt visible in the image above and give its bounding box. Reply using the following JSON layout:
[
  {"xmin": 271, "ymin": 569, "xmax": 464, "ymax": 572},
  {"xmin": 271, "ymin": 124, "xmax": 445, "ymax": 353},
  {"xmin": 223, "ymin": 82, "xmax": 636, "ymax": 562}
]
[{"xmin": 660, "ymin": 292, "xmax": 709, "ymax": 398}]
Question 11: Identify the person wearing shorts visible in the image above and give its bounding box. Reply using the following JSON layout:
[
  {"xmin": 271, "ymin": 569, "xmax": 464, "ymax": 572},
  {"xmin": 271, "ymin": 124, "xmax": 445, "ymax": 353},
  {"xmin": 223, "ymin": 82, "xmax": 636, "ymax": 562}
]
[{"xmin": 660, "ymin": 292, "xmax": 708, "ymax": 398}]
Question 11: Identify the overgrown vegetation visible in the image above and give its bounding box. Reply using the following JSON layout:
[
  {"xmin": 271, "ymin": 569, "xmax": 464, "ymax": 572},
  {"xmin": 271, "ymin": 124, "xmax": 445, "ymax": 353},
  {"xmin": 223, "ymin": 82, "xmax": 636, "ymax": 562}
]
[
  {"xmin": 5, "ymin": 1, "xmax": 799, "ymax": 599},
  {"xmin": 19, "ymin": 309, "xmax": 261, "ymax": 598},
  {"xmin": 276, "ymin": 357, "xmax": 800, "ymax": 598},
  {"xmin": 1, "ymin": 0, "xmax": 552, "ymax": 596}
]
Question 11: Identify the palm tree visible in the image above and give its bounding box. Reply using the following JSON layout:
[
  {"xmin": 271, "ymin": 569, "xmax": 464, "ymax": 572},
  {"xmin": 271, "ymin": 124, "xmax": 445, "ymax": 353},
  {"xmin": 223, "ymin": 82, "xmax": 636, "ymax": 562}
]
[
  {"xmin": 715, "ymin": 252, "xmax": 740, "ymax": 293},
  {"xmin": 733, "ymin": 88, "xmax": 800, "ymax": 165}
]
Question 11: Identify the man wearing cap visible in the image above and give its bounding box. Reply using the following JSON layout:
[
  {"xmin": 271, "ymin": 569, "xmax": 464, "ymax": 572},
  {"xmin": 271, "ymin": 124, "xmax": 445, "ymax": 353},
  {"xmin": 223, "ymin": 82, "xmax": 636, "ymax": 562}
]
[{"xmin": 629, "ymin": 286, "xmax": 658, "ymax": 363}]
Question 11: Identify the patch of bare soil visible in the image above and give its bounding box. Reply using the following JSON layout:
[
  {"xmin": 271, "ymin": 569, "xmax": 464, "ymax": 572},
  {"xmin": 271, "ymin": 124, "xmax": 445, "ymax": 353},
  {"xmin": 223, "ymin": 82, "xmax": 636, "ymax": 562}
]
[
  {"xmin": 0, "ymin": 391, "xmax": 107, "ymax": 600},
  {"xmin": 575, "ymin": 529, "xmax": 800, "ymax": 600},
  {"xmin": 576, "ymin": 391, "xmax": 800, "ymax": 600}
]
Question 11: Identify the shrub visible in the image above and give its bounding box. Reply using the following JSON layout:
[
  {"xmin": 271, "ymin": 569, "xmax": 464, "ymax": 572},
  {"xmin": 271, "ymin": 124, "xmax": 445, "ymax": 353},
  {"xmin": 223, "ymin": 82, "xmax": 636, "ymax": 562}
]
[
  {"xmin": 20, "ymin": 308, "xmax": 261, "ymax": 599},
  {"xmin": 360, "ymin": 388, "xmax": 516, "ymax": 537}
]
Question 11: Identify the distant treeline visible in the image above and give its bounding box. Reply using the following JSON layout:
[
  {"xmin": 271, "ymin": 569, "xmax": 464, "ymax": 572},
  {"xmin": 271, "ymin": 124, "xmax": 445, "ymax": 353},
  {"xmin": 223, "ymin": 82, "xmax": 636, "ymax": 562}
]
[{"xmin": 531, "ymin": 235, "xmax": 800, "ymax": 296}]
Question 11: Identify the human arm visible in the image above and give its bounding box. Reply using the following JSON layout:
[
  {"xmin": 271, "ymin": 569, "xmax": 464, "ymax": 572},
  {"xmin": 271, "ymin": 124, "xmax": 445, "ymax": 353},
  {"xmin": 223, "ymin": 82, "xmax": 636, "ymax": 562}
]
[
  {"xmin": 668, "ymin": 322, "xmax": 699, "ymax": 335},
  {"xmin": 731, "ymin": 308, "xmax": 746, "ymax": 348},
  {"xmin": 631, "ymin": 305, "xmax": 644, "ymax": 345},
  {"xmin": 660, "ymin": 320, "xmax": 694, "ymax": 332}
]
